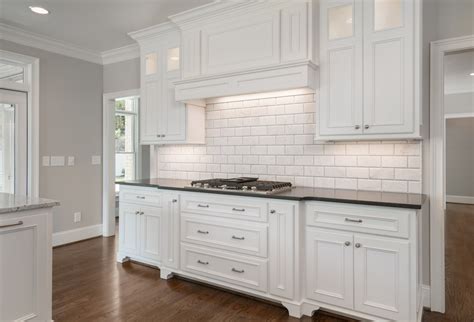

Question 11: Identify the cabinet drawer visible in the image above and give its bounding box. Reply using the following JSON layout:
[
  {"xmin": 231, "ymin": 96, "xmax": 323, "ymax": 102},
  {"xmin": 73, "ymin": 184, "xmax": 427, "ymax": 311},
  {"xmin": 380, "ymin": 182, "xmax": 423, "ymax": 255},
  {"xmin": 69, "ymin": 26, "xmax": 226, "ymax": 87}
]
[
  {"xmin": 181, "ymin": 215, "xmax": 268, "ymax": 257},
  {"xmin": 305, "ymin": 202, "xmax": 411, "ymax": 238},
  {"xmin": 120, "ymin": 186, "xmax": 162, "ymax": 207},
  {"xmin": 180, "ymin": 244, "xmax": 268, "ymax": 292},
  {"xmin": 181, "ymin": 193, "xmax": 267, "ymax": 222}
]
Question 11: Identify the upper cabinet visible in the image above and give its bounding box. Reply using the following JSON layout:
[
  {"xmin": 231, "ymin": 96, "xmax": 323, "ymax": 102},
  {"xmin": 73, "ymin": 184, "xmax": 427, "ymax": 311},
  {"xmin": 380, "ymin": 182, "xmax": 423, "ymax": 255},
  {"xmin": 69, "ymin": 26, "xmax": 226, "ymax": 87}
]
[
  {"xmin": 170, "ymin": 1, "xmax": 318, "ymax": 103},
  {"xmin": 129, "ymin": 23, "xmax": 205, "ymax": 145},
  {"xmin": 317, "ymin": 0, "xmax": 421, "ymax": 141}
]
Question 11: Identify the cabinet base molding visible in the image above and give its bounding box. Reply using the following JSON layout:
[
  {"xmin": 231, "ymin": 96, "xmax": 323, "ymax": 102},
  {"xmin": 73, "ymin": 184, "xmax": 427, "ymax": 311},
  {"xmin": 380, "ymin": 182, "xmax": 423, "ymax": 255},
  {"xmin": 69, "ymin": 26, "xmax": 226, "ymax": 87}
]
[
  {"xmin": 281, "ymin": 301, "xmax": 305, "ymax": 318},
  {"xmin": 116, "ymin": 253, "xmax": 130, "ymax": 264},
  {"xmin": 302, "ymin": 301, "xmax": 389, "ymax": 321},
  {"xmin": 159, "ymin": 268, "xmax": 174, "ymax": 280}
]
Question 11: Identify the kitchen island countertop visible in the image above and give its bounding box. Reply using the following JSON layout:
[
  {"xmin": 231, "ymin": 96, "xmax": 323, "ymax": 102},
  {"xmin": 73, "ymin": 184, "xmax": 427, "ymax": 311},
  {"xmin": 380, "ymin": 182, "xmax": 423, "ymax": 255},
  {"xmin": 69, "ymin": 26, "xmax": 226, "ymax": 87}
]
[{"xmin": 0, "ymin": 193, "xmax": 60, "ymax": 214}]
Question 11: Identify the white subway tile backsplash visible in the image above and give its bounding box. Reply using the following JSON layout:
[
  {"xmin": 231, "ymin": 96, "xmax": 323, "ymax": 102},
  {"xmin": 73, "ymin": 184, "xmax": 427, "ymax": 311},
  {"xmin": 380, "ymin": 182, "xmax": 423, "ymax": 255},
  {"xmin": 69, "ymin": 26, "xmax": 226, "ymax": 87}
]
[{"xmin": 155, "ymin": 93, "xmax": 422, "ymax": 192}]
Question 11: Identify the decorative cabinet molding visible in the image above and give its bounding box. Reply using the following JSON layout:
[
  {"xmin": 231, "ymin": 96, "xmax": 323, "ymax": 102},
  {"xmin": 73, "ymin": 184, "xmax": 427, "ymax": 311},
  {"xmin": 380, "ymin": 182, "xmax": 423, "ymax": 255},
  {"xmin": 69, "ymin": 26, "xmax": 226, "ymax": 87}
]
[
  {"xmin": 170, "ymin": 1, "xmax": 318, "ymax": 102},
  {"xmin": 317, "ymin": 0, "xmax": 422, "ymax": 141},
  {"xmin": 129, "ymin": 23, "xmax": 205, "ymax": 145}
]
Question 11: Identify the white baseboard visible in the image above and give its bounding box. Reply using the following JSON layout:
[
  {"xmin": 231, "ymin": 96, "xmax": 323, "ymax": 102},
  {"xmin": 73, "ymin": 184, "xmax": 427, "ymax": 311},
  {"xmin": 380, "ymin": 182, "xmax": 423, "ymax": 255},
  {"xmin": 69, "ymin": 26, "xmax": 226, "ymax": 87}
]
[
  {"xmin": 446, "ymin": 195, "xmax": 474, "ymax": 204},
  {"xmin": 53, "ymin": 224, "xmax": 103, "ymax": 247},
  {"xmin": 422, "ymin": 284, "xmax": 431, "ymax": 308}
]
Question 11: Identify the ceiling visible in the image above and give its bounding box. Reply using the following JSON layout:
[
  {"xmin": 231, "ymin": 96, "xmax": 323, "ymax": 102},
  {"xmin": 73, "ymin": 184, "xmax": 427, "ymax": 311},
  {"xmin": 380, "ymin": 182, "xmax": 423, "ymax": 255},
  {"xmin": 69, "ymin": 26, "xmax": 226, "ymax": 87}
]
[
  {"xmin": 444, "ymin": 49, "xmax": 474, "ymax": 95},
  {"xmin": 0, "ymin": 0, "xmax": 213, "ymax": 53}
]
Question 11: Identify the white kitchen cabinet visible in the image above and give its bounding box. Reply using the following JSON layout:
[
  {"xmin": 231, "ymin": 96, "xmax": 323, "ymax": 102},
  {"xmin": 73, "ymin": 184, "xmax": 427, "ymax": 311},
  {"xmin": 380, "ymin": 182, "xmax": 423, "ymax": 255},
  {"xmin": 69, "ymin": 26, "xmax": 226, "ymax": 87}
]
[
  {"xmin": 119, "ymin": 204, "xmax": 140, "ymax": 256},
  {"xmin": 268, "ymin": 202, "xmax": 295, "ymax": 299},
  {"xmin": 306, "ymin": 228, "xmax": 354, "ymax": 309},
  {"xmin": 139, "ymin": 206, "xmax": 162, "ymax": 262},
  {"xmin": 162, "ymin": 193, "xmax": 180, "ymax": 270},
  {"xmin": 317, "ymin": 0, "xmax": 421, "ymax": 140},
  {"xmin": 129, "ymin": 23, "xmax": 205, "ymax": 145},
  {"xmin": 0, "ymin": 209, "xmax": 53, "ymax": 322},
  {"xmin": 353, "ymin": 234, "xmax": 410, "ymax": 320}
]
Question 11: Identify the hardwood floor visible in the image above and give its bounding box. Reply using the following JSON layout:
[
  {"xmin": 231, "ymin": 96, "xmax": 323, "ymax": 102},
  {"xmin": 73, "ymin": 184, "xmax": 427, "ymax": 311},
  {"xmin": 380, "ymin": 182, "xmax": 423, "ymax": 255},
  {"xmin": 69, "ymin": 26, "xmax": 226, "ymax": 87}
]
[{"xmin": 53, "ymin": 203, "xmax": 474, "ymax": 321}]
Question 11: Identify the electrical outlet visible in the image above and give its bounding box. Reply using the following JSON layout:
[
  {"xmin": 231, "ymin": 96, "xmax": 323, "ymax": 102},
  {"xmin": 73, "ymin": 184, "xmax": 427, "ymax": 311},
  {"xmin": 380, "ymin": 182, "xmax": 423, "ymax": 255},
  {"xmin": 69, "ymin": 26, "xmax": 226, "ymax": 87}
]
[
  {"xmin": 68, "ymin": 156, "xmax": 75, "ymax": 166},
  {"xmin": 74, "ymin": 212, "xmax": 82, "ymax": 223},
  {"xmin": 91, "ymin": 155, "xmax": 101, "ymax": 165},
  {"xmin": 42, "ymin": 156, "xmax": 50, "ymax": 167}
]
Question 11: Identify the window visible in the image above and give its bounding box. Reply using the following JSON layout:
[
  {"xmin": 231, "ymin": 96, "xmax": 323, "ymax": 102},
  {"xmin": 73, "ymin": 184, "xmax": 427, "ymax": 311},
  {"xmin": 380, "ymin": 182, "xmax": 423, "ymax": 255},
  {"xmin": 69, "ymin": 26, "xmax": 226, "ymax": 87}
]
[
  {"xmin": 0, "ymin": 60, "xmax": 25, "ymax": 83},
  {"xmin": 115, "ymin": 96, "xmax": 139, "ymax": 192}
]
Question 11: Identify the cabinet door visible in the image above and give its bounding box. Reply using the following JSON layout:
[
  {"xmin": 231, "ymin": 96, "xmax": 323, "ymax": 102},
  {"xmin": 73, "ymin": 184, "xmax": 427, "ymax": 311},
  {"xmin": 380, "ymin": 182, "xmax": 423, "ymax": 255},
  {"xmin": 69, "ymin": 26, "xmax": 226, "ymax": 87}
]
[
  {"xmin": 0, "ymin": 213, "xmax": 51, "ymax": 321},
  {"xmin": 141, "ymin": 77, "xmax": 163, "ymax": 143},
  {"xmin": 161, "ymin": 78, "xmax": 186, "ymax": 142},
  {"xmin": 306, "ymin": 228, "xmax": 354, "ymax": 309},
  {"xmin": 354, "ymin": 234, "xmax": 410, "ymax": 320},
  {"xmin": 362, "ymin": 0, "xmax": 414, "ymax": 134},
  {"xmin": 162, "ymin": 194, "xmax": 180, "ymax": 269},
  {"xmin": 119, "ymin": 204, "xmax": 140, "ymax": 255},
  {"xmin": 139, "ymin": 206, "xmax": 162, "ymax": 262},
  {"xmin": 319, "ymin": 0, "xmax": 363, "ymax": 136},
  {"xmin": 268, "ymin": 202, "xmax": 295, "ymax": 299}
]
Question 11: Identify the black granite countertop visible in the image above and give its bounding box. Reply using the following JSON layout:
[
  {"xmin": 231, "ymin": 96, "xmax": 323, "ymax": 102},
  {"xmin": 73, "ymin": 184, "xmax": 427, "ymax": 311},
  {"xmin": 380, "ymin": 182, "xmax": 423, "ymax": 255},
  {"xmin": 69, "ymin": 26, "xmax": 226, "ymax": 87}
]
[{"xmin": 117, "ymin": 178, "xmax": 426, "ymax": 209}]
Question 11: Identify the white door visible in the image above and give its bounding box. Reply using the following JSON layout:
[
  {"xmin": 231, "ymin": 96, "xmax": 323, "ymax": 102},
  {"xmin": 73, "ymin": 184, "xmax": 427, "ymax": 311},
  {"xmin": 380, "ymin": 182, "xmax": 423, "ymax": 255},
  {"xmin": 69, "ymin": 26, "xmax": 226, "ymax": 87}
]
[
  {"xmin": 362, "ymin": 0, "xmax": 414, "ymax": 134},
  {"xmin": 0, "ymin": 89, "xmax": 27, "ymax": 195},
  {"xmin": 162, "ymin": 193, "xmax": 180, "ymax": 269},
  {"xmin": 306, "ymin": 228, "xmax": 354, "ymax": 309},
  {"xmin": 319, "ymin": 0, "xmax": 363, "ymax": 136},
  {"xmin": 162, "ymin": 78, "xmax": 186, "ymax": 142},
  {"xmin": 119, "ymin": 204, "xmax": 140, "ymax": 255},
  {"xmin": 353, "ymin": 234, "xmax": 410, "ymax": 320},
  {"xmin": 139, "ymin": 206, "xmax": 162, "ymax": 262},
  {"xmin": 0, "ymin": 213, "xmax": 51, "ymax": 321},
  {"xmin": 268, "ymin": 202, "xmax": 295, "ymax": 299}
]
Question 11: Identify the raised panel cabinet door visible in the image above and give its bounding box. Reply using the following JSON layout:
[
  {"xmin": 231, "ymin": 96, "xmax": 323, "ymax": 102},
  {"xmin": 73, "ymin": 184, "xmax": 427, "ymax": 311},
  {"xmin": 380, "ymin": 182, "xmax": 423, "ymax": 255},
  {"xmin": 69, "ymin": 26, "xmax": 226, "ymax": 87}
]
[
  {"xmin": 0, "ymin": 213, "xmax": 51, "ymax": 321},
  {"xmin": 268, "ymin": 202, "xmax": 295, "ymax": 299},
  {"xmin": 353, "ymin": 234, "xmax": 410, "ymax": 320},
  {"xmin": 362, "ymin": 0, "xmax": 414, "ymax": 134},
  {"xmin": 162, "ymin": 194, "xmax": 180, "ymax": 269},
  {"xmin": 119, "ymin": 204, "xmax": 140, "ymax": 255},
  {"xmin": 281, "ymin": 3, "xmax": 308, "ymax": 62},
  {"xmin": 161, "ymin": 78, "xmax": 186, "ymax": 142},
  {"xmin": 139, "ymin": 206, "xmax": 162, "ymax": 262},
  {"xmin": 319, "ymin": 0, "xmax": 363, "ymax": 136},
  {"xmin": 306, "ymin": 228, "xmax": 354, "ymax": 309},
  {"xmin": 140, "ymin": 78, "xmax": 163, "ymax": 143}
]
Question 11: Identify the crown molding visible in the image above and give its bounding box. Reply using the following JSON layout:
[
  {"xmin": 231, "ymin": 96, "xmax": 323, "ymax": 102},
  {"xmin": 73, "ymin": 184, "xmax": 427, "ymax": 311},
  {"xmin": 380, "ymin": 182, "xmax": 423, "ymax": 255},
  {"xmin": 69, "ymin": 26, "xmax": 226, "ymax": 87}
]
[
  {"xmin": 128, "ymin": 21, "xmax": 178, "ymax": 43},
  {"xmin": 0, "ymin": 23, "xmax": 103, "ymax": 64},
  {"xmin": 101, "ymin": 44, "xmax": 139, "ymax": 65}
]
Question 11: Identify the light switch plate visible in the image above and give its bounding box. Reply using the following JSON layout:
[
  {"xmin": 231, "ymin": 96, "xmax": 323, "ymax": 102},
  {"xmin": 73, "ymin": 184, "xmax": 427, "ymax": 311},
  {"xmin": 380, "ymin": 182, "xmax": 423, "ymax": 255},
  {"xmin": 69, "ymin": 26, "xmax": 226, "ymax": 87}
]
[
  {"xmin": 42, "ymin": 156, "xmax": 50, "ymax": 167},
  {"xmin": 50, "ymin": 156, "xmax": 65, "ymax": 167},
  {"xmin": 91, "ymin": 155, "xmax": 101, "ymax": 165},
  {"xmin": 68, "ymin": 156, "xmax": 75, "ymax": 166},
  {"xmin": 74, "ymin": 212, "xmax": 81, "ymax": 223}
]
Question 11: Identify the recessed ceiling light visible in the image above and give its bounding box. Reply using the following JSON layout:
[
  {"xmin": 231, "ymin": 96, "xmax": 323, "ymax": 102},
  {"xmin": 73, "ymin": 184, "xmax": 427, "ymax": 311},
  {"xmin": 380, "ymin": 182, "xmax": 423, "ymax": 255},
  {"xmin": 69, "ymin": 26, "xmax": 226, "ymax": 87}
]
[
  {"xmin": 470, "ymin": 72, "xmax": 474, "ymax": 76},
  {"xmin": 29, "ymin": 6, "xmax": 49, "ymax": 15}
]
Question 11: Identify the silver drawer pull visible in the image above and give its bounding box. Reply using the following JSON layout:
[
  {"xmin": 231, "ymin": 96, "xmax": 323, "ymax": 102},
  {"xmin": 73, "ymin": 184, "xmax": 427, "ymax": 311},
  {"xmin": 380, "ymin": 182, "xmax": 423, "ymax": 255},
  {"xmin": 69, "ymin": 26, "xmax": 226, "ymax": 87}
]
[
  {"xmin": 197, "ymin": 260, "xmax": 209, "ymax": 265},
  {"xmin": 136, "ymin": 196, "xmax": 146, "ymax": 199},
  {"xmin": 232, "ymin": 208, "xmax": 245, "ymax": 212},
  {"xmin": 231, "ymin": 268, "xmax": 245, "ymax": 273},
  {"xmin": 0, "ymin": 220, "xmax": 23, "ymax": 229},
  {"xmin": 197, "ymin": 204, "xmax": 209, "ymax": 208},
  {"xmin": 135, "ymin": 211, "xmax": 140, "ymax": 215},
  {"xmin": 172, "ymin": 199, "xmax": 178, "ymax": 203},
  {"xmin": 232, "ymin": 235, "xmax": 245, "ymax": 240},
  {"xmin": 197, "ymin": 230, "xmax": 209, "ymax": 234},
  {"xmin": 345, "ymin": 218, "xmax": 363, "ymax": 223},
  {"xmin": 270, "ymin": 209, "xmax": 276, "ymax": 214}
]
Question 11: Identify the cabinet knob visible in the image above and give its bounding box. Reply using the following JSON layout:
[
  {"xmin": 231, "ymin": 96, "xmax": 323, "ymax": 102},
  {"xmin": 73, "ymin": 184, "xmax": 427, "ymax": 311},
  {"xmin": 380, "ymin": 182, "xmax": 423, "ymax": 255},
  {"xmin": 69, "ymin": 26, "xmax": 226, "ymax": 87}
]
[
  {"xmin": 162, "ymin": 134, "xmax": 166, "ymax": 137},
  {"xmin": 355, "ymin": 125, "xmax": 360, "ymax": 130},
  {"xmin": 140, "ymin": 212, "xmax": 144, "ymax": 216},
  {"xmin": 135, "ymin": 211, "xmax": 140, "ymax": 215},
  {"xmin": 344, "ymin": 241, "xmax": 351, "ymax": 246},
  {"xmin": 270, "ymin": 209, "xmax": 276, "ymax": 214},
  {"xmin": 364, "ymin": 125, "xmax": 370, "ymax": 129},
  {"xmin": 355, "ymin": 243, "xmax": 362, "ymax": 248},
  {"xmin": 172, "ymin": 199, "xmax": 178, "ymax": 203}
]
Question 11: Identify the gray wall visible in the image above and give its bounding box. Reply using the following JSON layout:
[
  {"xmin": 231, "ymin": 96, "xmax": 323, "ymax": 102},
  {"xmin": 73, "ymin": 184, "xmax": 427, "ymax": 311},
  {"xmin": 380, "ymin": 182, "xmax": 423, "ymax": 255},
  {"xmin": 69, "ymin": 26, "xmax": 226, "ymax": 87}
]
[
  {"xmin": 446, "ymin": 118, "xmax": 474, "ymax": 197},
  {"xmin": 445, "ymin": 93, "xmax": 474, "ymax": 115},
  {"xmin": 0, "ymin": 39, "xmax": 103, "ymax": 234},
  {"xmin": 103, "ymin": 58, "xmax": 150, "ymax": 179}
]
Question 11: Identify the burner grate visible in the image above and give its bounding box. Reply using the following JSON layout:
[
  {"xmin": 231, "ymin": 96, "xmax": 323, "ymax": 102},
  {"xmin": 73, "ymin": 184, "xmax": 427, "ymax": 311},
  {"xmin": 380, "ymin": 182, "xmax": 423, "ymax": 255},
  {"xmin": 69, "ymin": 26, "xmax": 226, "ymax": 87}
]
[{"xmin": 190, "ymin": 177, "xmax": 292, "ymax": 193}]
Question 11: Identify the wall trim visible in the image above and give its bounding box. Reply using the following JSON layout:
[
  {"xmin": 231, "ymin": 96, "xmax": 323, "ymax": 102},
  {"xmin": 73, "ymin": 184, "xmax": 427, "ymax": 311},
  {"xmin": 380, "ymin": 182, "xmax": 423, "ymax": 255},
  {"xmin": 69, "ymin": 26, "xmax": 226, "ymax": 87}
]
[
  {"xmin": 445, "ymin": 112, "xmax": 474, "ymax": 119},
  {"xmin": 422, "ymin": 285, "xmax": 431, "ymax": 308},
  {"xmin": 52, "ymin": 224, "xmax": 103, "ymax": 247},
  {"xmin": 446, "ymin": 195, "xmax": 474, "ymax": 204},
  {"xmin": 101, "ymin": 44, "xmax": 139, "ymax": 65}
]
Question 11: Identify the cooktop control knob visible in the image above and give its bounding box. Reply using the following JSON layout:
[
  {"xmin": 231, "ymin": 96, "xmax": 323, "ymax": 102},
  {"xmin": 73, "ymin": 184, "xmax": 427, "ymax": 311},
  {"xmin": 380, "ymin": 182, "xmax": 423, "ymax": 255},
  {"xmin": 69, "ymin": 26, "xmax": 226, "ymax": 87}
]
[
  {"xmin": 242, "ymin": 186, "xmax": 248, "ymax": 191},
  {"xmin": 221, "ymin": 185, "xmax": 227, "ymax": 190},
  {"xmin": 251, "ymin": 186, "xmax": 257, "ymax": 191},
  {"xmin": 203, "ymin": 183, "xmax": 209, "ymax": 188}
]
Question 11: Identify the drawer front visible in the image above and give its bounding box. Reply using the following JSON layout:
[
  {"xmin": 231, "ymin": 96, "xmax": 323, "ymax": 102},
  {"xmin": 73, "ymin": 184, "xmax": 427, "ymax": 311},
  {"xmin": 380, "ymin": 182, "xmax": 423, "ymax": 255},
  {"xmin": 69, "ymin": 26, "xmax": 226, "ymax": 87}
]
[
  {"xmin": 120, "ymin": 186, "xmax": 162, "ymax": 207},
  {"xmin": 181, "ymin": 215, "xmax": 268, "ymax": 257},
  {"xmin": 180, "ymin": 244, "xmax": 268, "ymax": 292},
  {"xmin": 305, "ymin": 202, "xmax": 411, "ymax": 238},
  {"xmin": 181, "ymin": 193, "xmax": 267, "ymax": 222}
]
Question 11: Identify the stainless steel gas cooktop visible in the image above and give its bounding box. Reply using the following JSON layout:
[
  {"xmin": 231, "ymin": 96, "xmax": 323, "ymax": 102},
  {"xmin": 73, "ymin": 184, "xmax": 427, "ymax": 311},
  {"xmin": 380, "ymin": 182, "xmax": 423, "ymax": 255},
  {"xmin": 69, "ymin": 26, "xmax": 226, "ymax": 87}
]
[{"xmin": 189, "ymin": 177, "xmax": 292, "ymax": 195}]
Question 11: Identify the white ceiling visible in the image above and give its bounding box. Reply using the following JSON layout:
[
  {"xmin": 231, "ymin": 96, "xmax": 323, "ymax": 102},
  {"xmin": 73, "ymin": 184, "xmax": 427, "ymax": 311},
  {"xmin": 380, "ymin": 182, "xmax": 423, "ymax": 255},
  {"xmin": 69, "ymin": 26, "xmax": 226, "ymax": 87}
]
[
  {"xmin": 0, "ymin": 0, "xmax": 213, "ymax": 53},
  {"xmin": 444, "ymin": 49, "xmax": 474, "ymax": 95}
]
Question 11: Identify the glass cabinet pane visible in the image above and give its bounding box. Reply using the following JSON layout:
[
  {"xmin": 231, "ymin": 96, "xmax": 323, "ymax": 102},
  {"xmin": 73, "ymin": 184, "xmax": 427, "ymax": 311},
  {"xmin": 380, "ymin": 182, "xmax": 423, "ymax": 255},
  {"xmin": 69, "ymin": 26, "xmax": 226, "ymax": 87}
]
[
  {"xmin": 167, "ymin": 47, "xmax": 180, "ymax": 72},
  {"xmin": 328, "ymin": 5, "xmax": 353, "ymax": 40},
  {"xmin": 374, "ymin": 0, "xmax": 402, "ymax": 31},
  {"xmin": 145, "ymin": 53, "xmax": 157, "ymax": 76}
]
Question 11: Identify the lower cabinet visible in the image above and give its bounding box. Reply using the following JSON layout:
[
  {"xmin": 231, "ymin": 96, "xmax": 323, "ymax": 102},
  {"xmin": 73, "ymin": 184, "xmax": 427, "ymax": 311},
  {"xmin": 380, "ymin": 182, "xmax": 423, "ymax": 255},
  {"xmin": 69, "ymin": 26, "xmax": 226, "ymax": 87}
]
[{"xmin": 162, "ymin": 193, "xmax": 180, "ymax": 269}]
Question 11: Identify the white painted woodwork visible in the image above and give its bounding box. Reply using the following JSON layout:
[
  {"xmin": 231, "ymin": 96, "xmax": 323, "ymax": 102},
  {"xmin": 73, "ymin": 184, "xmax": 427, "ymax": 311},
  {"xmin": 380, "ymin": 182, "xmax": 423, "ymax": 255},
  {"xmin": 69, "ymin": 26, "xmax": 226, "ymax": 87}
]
[
  {"xmin": 317, "ymin": 0, "xmax": 421, "ymax": 140},
  {"xmin": 139, "ymin": 206, "xmax": 162, "ymax": 262},
  {"xmin": 120, "ymin": 186, "xmax": 162, "ymax": 207},
  {"xmin": 281, "ymin": 3, "xmax": 309, "ymax": 62},
  {"xmin": 306, "ymin": 228, "xmax": 354, "ymax": 309},
  {"xmin": 119, "ymin": 204, "xmax": 140, "ymax": 256},
  {"xmin": 0, "ymin": 209, "xmax": 53, "ymax": 322},
  {"xmin": 268, "ymin": 202, "xmax": 295, "ymax": 299},
  {"xmin": 162, "ymin": 193, "xmax": 180, "ymax": 269},
  {"xmin": 353, "ymin": 234, "xmax": 410, "ymax": 320},
  {"xmin": 181, "ymin": 243, "xmax": 268, "ymax": 292}
]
